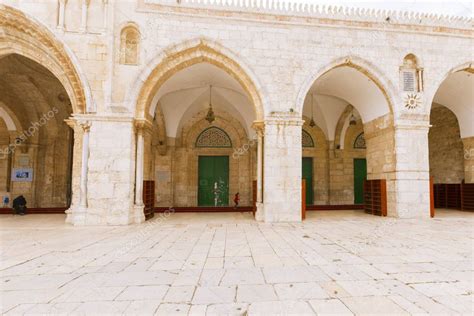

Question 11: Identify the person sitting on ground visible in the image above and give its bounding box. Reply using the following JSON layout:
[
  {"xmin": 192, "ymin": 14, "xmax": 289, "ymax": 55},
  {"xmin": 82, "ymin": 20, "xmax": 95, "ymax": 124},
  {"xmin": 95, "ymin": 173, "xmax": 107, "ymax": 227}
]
[{"xmin": 12, "ymin": 195, "xmax": 27, "ymax": 216}]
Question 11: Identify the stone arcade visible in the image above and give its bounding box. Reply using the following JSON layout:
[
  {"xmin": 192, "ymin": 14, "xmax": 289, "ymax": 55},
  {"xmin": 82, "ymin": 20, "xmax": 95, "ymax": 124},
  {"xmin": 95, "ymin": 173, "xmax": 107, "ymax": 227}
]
[{"xmin": 0, "ymin": 1, "xmax": 472, "ymax": 225}]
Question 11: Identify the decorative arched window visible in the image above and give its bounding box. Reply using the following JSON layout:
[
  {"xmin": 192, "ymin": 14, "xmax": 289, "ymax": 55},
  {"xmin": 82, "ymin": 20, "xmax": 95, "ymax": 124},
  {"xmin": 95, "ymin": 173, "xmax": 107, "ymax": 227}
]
[
  {"xmin": 302, "ymin": 130, "xmax": 315, "ymax": 148},
  {"xmin": 120, "ymin": 25, "xmax": 140, "ymax": 65},
  {"xmin": 195, "ymin": 127, "xmax": 232, "ymax": 148},
  {"xmin": 400, "ymin": 54, "xmax": 423, "ymax": 93},
  {"xmin": 354, "ymin": 132, "xmax": 366, "ymax": 149}
]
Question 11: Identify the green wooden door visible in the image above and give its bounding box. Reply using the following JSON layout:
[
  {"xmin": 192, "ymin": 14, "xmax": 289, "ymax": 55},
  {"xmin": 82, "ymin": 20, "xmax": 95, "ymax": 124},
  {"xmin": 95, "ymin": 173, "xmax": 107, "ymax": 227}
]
[
  {"xmin": 302, "ymin": 157, "xmax": 314, "ymax": 205},
  {"xmin": 198, "ymin": 156, "xmax": 229, "ymax": 206},
  {"xmin": 354, "ymin": 158, "xmax": 367, "ymax": 204}
]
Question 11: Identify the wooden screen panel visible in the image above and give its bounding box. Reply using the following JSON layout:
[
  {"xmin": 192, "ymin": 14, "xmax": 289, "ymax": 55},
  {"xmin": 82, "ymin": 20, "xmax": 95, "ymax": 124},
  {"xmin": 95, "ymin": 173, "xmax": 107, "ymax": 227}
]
[
  {"xmin": 302, "ymin": 179, "xmax": 306, "ymax": 220},
  {"xmin": 461, "ymin": 182, "xmax": 474, "ymax": 211},
  {"xmin": 446, "ymin": 184, "xmax": 461, "ymax": 209},
  {"xmin": 252, "ymin": 180, "xmax": 257, "ymax": 217},
  {"xmin": 433, "ymin": 184, "xmax": 447, "ymax": 208},
  {"xmin": 432, "ymin": 183, "xmax": 474, "ymax": 212},
  {"xmin": 433, "ymin": 183, "xmax": 462, "ymax": 210},
  {"xmin": 363, "ymin": 179, "xmax": 387, "ymax": 216},
  {"xmin": 143, "ymin": 180, "xmax": 155, "ymax": 220},
  {"xmin": 430, "ymin": 177, "xmax": 435, "ymax": 218}
]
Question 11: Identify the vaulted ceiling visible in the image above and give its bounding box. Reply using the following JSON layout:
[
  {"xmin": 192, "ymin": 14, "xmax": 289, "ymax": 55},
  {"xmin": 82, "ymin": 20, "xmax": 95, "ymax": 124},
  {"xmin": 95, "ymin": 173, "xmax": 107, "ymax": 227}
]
[
  {"xmin": 0, "ymin": 54, "xmax": 72, "ymax": 142},
  {"xmin": 303, "ymin": 65, "xmax": 386, "ymax": 141},
  {"xmin": 433, "ymin": 70, "xmax": 473, "ymax": 138},
  {"xmin": 150, "ymin": 63, "xmax": 255, "ymax": 138}
]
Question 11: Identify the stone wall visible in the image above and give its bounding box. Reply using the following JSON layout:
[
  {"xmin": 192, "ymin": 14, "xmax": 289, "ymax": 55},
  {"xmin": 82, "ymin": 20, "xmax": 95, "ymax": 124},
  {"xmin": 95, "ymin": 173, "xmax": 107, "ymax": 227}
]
[
  {"xmin": 0, "ymin": 124, "xmax": 72, "ymax": 209},
  {"xmin": 463, "ymin": 137, "xmax": 474, "ymax": 183},
  {"xmin": 302, "ymin": 120, "xmax": 329, "ymax": 205},
  {"xmin": 0, "ymin": 125, "xmax": 10, "ymax": 198},
  {"xmin": 328, "ymin": 121, "xmax": 366, "ymax": 205},
  {"xmin": 429, "ymin": 105, "xmax": 464, "ymax": 183}
]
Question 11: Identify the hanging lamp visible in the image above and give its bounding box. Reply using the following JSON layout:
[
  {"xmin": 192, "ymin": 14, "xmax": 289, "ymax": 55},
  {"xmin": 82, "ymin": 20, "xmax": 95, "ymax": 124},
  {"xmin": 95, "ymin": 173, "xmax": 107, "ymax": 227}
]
[
  {"xmin": 205, "ymin": 85, "xmax": 215, "ymax": 124},
  {"xmin": 309, "ymin": 93, "xmax": 316, "ymax": 128},
  {"xmin": 349, "ymin": 107, "xmax": 357, "ymax": 125}
]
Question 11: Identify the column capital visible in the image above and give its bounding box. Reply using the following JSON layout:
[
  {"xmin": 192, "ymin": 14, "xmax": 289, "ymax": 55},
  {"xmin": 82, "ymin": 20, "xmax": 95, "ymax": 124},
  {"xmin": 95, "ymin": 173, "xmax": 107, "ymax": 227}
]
[
  {"xmin": 252, "ymin": 121, "xmax": 265, "ymax": 135},
  {"xmin": 78, "ymin": 120, "xmax": 92, "ymax": 132},
  {"xmin": 134, "ymin": 119, "xmax": 153, "ymax": 134},
  {"xmin": 64, "ymin": 118, "xmax": 76, "ymax": 129},
  {"xmin": 65, "ymin": 118, "xmax": 92, "ymax": 132}
]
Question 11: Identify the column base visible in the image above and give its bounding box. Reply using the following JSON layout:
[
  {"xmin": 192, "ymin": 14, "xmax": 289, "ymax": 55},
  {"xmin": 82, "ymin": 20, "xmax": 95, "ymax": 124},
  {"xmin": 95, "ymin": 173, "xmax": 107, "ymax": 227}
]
[
  {"xmin": 261, "ymin": 202, "xmax": 302, "ymax": 223},
  {"xmin": 131, "ymin": 204, "xmax": 146, "ymax": 224},
  {"xmin": 65, "ymin": 205, "xmax": 87, "ymax": 225},
  {"xmin": 65, "ymin": 204, "xmax": 146, "ymax": 226},
  {"xmin": 66, "ymin": 206, "xmax": 107, "ymax": 226},
  {"xmin": 255, "ymin": 202, "xmax": 264, "ymax": 221},
  {"xmin": 387, "ymin": 176, "xmax": 431, "ymax": 219}
]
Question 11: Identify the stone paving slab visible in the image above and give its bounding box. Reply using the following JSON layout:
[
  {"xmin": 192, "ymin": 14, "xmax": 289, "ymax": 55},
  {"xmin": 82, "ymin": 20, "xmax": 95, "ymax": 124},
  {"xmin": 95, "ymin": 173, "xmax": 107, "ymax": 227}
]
[{"xmin": 0, "ymin": 210, "xmax": 473, "ymax": 315}]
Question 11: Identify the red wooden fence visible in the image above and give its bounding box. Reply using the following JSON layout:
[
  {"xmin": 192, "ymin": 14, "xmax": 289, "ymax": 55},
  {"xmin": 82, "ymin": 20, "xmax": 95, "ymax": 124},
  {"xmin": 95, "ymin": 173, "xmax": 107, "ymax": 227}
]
[
  {"xmin": 302, "ymin": 179, "xmax": 306, "ymax": 220},
  {"xmin": 252, "ymin": 180, "xmax": 257, "ymax": 217},
  {"xmin": 143, "ymin": 180, "xmax": 155, "ymax": 220},
  {"xmin": 301, "ymin": 179, "xmax": 306, "ymax": 220},
  {"xmin": 461, "ymin": 182, "xmax": 474, "ymax": 211},
  {"xmin": 433, "ymin": 182, "xmax": 473, "ymax": 211},
  {"xmin": 363, "ymin": 179, "xmax": 387, "ymax": 216},
  {"xmin": 430, "ymin": 177, "xmax": 435, "ymax": 218}
]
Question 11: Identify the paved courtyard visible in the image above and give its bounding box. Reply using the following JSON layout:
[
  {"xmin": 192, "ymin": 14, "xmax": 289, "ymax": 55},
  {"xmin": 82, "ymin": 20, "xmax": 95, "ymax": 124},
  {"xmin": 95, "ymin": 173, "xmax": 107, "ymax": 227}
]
[{"xmin": 0, "ymin": 210, "xmax": 472, "ymax": 315}]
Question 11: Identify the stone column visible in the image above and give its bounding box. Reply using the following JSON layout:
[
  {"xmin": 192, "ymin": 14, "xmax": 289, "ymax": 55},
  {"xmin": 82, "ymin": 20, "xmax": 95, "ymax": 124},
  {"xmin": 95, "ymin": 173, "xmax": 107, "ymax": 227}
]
[
  {"xmin": 79, "ymin": 121, "xmax": 91, "ymax": 209},
  {"xmin": 262, "ymin": 112, "xmax": 304, "ymax": 222},
  {"xmin": 64, "ymin": 119, "xmax": 88, "ymax": 225},
  {"xmin": 462, "ymin": 137, "xmax": 474, "ymax": 183},
  {"xmin": 57, "ymin": 0, "xmax": 67, "ymax": 30},
  {"xmin": 102, "ymin": 0, "xmax": 109, "ymax": 29},
  {"xmin": 64, "ymin": 116, "xmax": 145, "ymax": 225},
  {"xmin": 252, "ymin": 121, "xmax": 264, "ymax": 221},
  {"xmin": 79, "ymin": 0, "xmax": 90, "ymax": 33},
  {"xmin": 391, "ymin": 120, "xmax": 431, "ymax": 218},
  {"xmin": 134, "ymin": 121, "xmax": 145, "ymax": 206}
]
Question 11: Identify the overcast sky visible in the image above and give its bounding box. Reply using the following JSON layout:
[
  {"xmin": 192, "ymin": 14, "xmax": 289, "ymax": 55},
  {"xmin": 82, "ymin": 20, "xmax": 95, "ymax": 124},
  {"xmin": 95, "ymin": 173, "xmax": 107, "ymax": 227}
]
[{"xmin": 285, "ymin": 0, "xmax": 472, "ymax": 17}]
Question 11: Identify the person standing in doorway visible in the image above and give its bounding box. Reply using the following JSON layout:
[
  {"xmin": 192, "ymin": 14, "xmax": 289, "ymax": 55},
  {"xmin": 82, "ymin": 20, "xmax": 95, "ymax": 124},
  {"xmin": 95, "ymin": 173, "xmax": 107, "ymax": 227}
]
[{"xmin": 233, "ymin": 192, "xmax": 240, "ymax": 209}]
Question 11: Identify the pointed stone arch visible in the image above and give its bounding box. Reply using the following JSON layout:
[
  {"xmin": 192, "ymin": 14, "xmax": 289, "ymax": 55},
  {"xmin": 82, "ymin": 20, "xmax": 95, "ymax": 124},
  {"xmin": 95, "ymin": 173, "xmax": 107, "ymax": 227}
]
[
  {"xmin": 0, "ymin": 5, "xmax": 91, "ymax": 114},
  {"xmin": 0, "ymin": 101, "xmax": 22, "ymax": 132},
  {"xmin": 426, "ymin": 61, "xmax": 473, "ymax": 114},
  {"xmin": 296, "ymin": 56, "xmax": 397, "ymax": 118},
  {"xmin": 130, "ymin": 38, "xmax": 266, "ymax": 121}
]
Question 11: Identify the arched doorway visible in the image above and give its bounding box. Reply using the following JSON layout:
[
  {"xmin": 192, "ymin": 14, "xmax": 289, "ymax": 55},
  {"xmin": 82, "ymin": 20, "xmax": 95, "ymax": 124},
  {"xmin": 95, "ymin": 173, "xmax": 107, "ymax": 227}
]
[
  {"xmin": 132, "ymin": 40, "xmax": 265, "ymax": 216},
  {"xmin": 0, "ymin": 6, "xmax": 90, "ymax": 217},
  {"xmin": 0, "ymin": 54, "xmax": 74, "ymax": 211},
  {"xmin": 429, "ymin": 66, "xmax": 473, "ymax": 212},
  {"xmin": 300, "ymin": 59, "xmax": 394, "ymax": 212}
]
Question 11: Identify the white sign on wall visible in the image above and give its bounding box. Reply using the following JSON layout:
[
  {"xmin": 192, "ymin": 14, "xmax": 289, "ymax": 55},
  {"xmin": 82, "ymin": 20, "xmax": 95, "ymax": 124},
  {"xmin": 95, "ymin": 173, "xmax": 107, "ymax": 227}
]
[{"xmin": 11, "ymin": 168, "xmax": 33, "ymax": 182}]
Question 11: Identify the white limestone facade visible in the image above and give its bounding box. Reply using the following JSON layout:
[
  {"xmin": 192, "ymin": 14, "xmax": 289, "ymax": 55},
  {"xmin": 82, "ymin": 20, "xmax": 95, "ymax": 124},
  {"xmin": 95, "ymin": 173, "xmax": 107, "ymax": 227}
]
[{"xmin": 0, "ymin": 0, "xmax": 472, "ymax": 225}]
